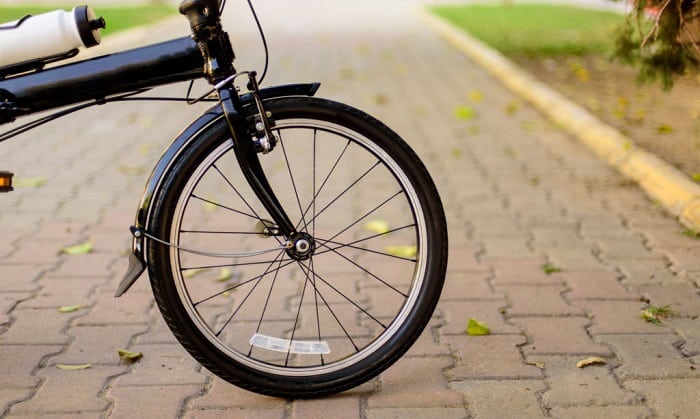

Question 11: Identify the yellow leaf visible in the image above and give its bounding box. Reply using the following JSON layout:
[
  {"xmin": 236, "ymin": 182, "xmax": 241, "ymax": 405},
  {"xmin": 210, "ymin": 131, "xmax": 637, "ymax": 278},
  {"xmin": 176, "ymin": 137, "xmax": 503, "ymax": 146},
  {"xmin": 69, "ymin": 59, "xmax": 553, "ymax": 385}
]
[
  {"xmin": 58, "ymin": 305, "xmax": 84, "ymax": 313},
  {"xmin": 466, "ymin": 318, "xmax": 490, "ymax": 336},
  {"xmin": 117, "ymin": 349, "xmax": 143, "ymax": 363},
  {"xmin": 385, "ymin": 245, "xmax": 417, "ymax": 258},
  {"xmin": 454, "ymin": 106, "xmax": 476, "ymax": 121},
  {"xmin": 14, "ymin": 176, "xmax": 48, "ymax": 188},
  {"xmin": 576, "ymin": 357, "xmax": 607, "ymax": 368},
  {"xmin": 468, "ymin": 90, "xmax": 484, "ymax": 103},
  {"xmin": 525, "ymin": 359, "xmax": 545, "ymax": 369},
  {"xmin": 56, "ymin": 363, "xmax": 91, "ymax": 370},
  {"xmin": 118, "ymin": 165, "xmax": 146, "ymax": 176},
  {"xmin": 61, "ymin": 241, "xmax": 93, "ymax": 255},
  {"xmin": 656, "ymin": 124, "xmax": 674, "ymax": 134},
  {"xmin": 183, "ymin": 268, "xmax": 208, "ymax": 278},
  {"xmin": 216, "ymin": 267, "xmax": 234, "ymax": 282},
  {"xmin": 365, "ymin": 220, "xmax": 390, "ymax": 234}
]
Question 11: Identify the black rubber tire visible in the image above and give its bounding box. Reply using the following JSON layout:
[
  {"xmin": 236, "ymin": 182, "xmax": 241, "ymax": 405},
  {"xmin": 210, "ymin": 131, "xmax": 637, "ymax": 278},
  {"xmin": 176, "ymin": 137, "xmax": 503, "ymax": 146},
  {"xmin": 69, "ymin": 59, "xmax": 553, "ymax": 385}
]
[{"xmin": 147, "ymin": 97, "xmax": 447, "ymax": 398}]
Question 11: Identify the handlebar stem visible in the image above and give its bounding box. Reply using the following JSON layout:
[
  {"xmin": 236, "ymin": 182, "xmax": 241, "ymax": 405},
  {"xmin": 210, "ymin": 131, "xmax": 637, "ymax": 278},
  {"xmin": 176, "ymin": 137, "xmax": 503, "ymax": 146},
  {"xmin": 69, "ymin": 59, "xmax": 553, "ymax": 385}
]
[{"xmin": 179, "ymin": 0, "xmax": 235, "ymax": 83}]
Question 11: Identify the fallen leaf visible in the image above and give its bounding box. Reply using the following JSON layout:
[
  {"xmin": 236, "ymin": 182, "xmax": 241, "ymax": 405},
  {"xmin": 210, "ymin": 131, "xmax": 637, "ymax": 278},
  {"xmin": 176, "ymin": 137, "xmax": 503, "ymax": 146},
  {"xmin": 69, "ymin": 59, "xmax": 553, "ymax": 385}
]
[
  {"xmin": 454, "ymin": 105, "xmax": 476, "ymax": 121},
  {"xmin": 692, "ymin": 174, "xmax": 700, "ymax": 183},
  {"xmin": 216, "ymin": 267, "xmax": 234, "ymax": 282},
  {"xmin": 183, "ymin": 268, "xmax": 208, "ymax": 278},
  {"xmin": 56, "ymin": 363, "xmax": 91, "ymax": 370},
  {"xmin": 58, "ymin": 305, "xmax": 84, "ymax": 313},
  {"xmin": 504, "ymin": 100, "xmax": 519, "ymax": 115},
  {"xmin": 14, "ymin": 176, "xmax": 48, "ymax": 188},
  {"xmin": 656, "ymin": 124, "xmax": 674, "ymax": 134},
  {"xmin": 576, "ymin": 357, "xmax": 607, "ymax": 368},
  {"xmin": 61, "ymin": 241, "xmax": 93, "ymax": 255},
  {"xmin": 117, "ymin": 349, "xmax": 143, "ymax": 363},
  {"xmin": 468, "ymin": 90, "xmax": 484, "ymax": 103},
  {"xmin": 372, "ymin": 94, "xmax": 389, "ymax": 105},
  {"xmin": 118, "ymin": 165, "xmax": 146, "ymax": 176},
  {"xmin": 385, "ymin": 245, "xmax": 417, "ymax": 258},
  {"xmin": 525, "ymin": 360, "xmax": 545, "ymax": 369},
  {"xmin": 542, "ymin": 263, "xmax": 562, "ymax": 275},
  {"xmin": 365, "ymin": 220, "xmax": 390, "ymax": 234},
  {"xmin": 466, "ymin": 318, "xmax": 490, "ymax": 336},
  {"xmin": 641, "ymin": 304, "xmax": 677, "ymax": 325}
]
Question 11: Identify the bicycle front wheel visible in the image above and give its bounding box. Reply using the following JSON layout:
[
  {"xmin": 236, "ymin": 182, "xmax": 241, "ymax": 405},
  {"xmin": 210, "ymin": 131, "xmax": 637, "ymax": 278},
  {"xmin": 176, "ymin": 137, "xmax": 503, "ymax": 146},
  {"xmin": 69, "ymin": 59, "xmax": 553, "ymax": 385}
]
[{"xmin": 147, "ymin": 97, "xmax": 447, "ymax": 398}]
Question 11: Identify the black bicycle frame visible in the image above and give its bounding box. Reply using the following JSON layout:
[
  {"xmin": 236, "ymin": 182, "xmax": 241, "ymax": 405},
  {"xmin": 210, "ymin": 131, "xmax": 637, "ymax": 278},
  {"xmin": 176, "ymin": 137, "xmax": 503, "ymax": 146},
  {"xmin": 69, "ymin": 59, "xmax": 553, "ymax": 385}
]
[
  {"xmin": 0, "ymin": 0, "xmax": 316, "ymax": 296},
  {"xmin": 0, "ymin": 37, "xmax": 203, "ymax": 124}
]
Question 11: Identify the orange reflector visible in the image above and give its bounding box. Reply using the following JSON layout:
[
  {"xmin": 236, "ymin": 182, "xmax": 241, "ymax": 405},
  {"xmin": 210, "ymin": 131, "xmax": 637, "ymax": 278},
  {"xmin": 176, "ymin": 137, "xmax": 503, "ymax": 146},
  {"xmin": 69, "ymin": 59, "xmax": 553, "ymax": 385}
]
[{"xmin": 0, "ymin": 171, "xmax": 13, "ymax": 192}]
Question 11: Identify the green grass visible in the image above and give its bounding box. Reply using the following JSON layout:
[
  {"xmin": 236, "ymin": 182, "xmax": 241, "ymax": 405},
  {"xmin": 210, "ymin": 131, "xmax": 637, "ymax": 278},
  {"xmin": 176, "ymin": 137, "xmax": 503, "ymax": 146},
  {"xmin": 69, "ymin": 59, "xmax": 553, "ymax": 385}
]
[
  {"xmin": 431, "ymin": 4, "xmax": 623, "ymax": 56},
  {"xmin": 0, "ymin": 4, "xmax": 176, "ymax": 37}
]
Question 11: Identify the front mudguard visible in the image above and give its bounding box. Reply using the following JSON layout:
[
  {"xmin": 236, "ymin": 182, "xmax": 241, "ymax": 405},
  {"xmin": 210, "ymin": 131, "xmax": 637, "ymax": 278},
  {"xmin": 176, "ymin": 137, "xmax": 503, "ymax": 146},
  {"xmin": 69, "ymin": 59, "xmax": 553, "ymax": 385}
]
[{"xmin": 115, "ymin": 82, "xmax": 320, "ymax": 296}]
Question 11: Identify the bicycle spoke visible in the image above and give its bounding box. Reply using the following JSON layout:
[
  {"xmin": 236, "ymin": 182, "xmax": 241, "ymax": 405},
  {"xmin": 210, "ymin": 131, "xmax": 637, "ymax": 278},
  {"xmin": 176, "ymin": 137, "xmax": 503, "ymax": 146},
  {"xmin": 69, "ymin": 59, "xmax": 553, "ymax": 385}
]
[
  {"xmin": 191, "ymin": 194, "xmax": 258, "ymax": 220},
  {"xmin": 215, "ymin": 249, "xmax": 287, "ymax": 337},
  {"xmin": 278, "ymin": 130, "xmax": 310, "ymax": 232}
]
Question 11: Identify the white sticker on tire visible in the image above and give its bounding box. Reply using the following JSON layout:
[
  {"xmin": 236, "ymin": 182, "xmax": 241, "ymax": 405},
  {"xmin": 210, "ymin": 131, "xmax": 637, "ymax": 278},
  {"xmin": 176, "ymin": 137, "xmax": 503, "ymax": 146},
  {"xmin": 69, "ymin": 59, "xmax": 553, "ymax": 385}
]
[{"xmin": 249, "ymin": 333, "xmax": 330, "ymax": 355}]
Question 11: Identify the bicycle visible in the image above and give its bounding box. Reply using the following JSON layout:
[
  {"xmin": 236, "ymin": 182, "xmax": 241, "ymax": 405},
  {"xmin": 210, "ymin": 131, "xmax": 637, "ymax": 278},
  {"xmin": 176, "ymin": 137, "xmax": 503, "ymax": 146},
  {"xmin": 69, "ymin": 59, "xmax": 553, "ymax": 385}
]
[{"xmin": 0, "ymin": 0, "xmax": 448, "ymax": 398}]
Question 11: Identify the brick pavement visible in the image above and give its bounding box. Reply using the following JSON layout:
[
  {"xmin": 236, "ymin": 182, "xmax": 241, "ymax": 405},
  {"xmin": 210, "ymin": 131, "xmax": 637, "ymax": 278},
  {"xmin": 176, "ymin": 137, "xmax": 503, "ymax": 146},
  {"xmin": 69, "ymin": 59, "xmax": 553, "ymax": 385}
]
[{"xmin": 1, "ymin": 0, "xmax": 699, "ymax": 417}]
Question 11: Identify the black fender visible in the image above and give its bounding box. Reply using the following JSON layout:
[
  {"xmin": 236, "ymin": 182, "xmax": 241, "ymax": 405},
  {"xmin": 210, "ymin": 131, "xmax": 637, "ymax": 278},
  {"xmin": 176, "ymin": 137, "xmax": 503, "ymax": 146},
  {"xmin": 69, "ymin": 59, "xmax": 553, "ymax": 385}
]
[{"xmin": 115, "ymin": 82, "xmax": 320, "ymax": 296}]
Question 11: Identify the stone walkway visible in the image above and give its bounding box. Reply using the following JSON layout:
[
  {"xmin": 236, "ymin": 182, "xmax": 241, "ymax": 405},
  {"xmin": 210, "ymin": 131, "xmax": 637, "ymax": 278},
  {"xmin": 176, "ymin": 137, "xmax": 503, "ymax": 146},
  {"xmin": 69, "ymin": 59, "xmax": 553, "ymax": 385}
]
[{"xmin": 1, "ymin": 1, "xmax": 699, "ymax": 417}]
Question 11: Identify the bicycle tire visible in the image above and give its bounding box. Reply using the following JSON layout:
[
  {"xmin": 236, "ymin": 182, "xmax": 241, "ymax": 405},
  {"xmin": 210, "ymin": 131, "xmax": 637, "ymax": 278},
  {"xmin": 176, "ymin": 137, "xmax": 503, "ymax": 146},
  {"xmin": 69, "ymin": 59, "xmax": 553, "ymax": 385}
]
[{"xmin": 146, "ymin": 97, "xmax": 447, "ymax": 398}]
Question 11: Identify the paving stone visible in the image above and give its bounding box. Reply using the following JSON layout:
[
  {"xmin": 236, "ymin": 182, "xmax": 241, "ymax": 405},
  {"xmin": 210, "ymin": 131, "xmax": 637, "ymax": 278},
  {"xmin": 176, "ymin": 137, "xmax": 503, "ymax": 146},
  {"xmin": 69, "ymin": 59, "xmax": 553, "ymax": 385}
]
[
  {"xmin": 107, "ymin": 384, "xmax": 204, "ymax": 419},
  {"xmin": 625, "ymin": 379, "xmax": 700, "ymax": 418},
  {"xmin": 111, "ymin": 344, "xmax": 207, "ymax": 387},
  {"xmin": 518, "ymin": 317, "xmax": 611, "ymax": 356},
  {"xmin": 0, "ymin": 344, "xmax": 62, "ymax": 388},
  {"xmin": 489, "ymin": 257, "xmax": 562, "ymax": 285},
  {"xmin": 0, "ymin": 308, "xmax": 80, "ymax": 345},
  {"xmin": 4, "ymin": 239, "xmax": 65, "ymax": 265},
  {"xmin": 75, "ymin": 291, "xmax": 152, "ymax": 326},
  {"xmin": 438, "ymin": 300, "xmax": 517, "ymax": 335},
  {"xmin": 51, "ymin": 253, "xmax": 117, "ymax": 278},
  {"xmin": 574, "ymin": 301, "xmax": 673, "ymax": 335},
  {"xmin": 188, "ymin": 376, "xmax": 288, "ymax": 410},
  {"xmin": 366, "ymin": 407, "xmax": 467, "ymax": 419},
  {"xmin": 595, "ymin": 240, "xmax": 660, "ymax": 262},
  {"xmin": 634, "ymin": 284, "xmax": 700, "ymax": 316},
  {"xmin": 563, "ymin": 271, "xmax": 639, "ymax": 300},
  {"xmin": 51, "ymin": 324, "xmax": 149, "ymax": 365},
  {"xmin": 548, "ymin": 405, "xmax": 652, "ymax": 419},
  {"xmin": 9, "ymin": 365, "xmax": 125, "ymax": 415},
  {"xmin": 617, "ymin": 259, "xmax": 685, "ymax": 285},
  {"xmin": 405, "ymin": 319, "xmax": 451, "ymax": 357},
  {"xmin": 450, "ymin": 379, "xmax": 546, "ymax": 419},
  {"xmin": 0, "ymin": 292, "xmax": 31, "ymax": 325},
  {"xmin": 440, "ymin": 271, "xmax": 500, "ymax": 301},
  {"xmin": 665, "ymin": 318, "xmax": 700, "ymax": 355},
  {"xmin": 290, "ymin": 396, "xmax": 360, "ymax": 418},
  {"xmin": 545, "ymin": 248, "xmax": 610, "ymax": 271},
  {"xmin": 665, "ymin": 248, "xmax": 700, "ymax": 272},
  {"xmin": 368, "ymin": 356, "xmax": 462, "ymax": 408},
  {"xmin": 598, "ymin": 335, "xmax": 699, "ymax": 379},
  {"xmin": 643, "ymin": 227, "xmax": 700, "ymax": 249},
  {"xmin": 497, "ymin": 284, "xmax": 582, "ymax": 316},
  {"xmin": 185, "ymin": 408, "xmax": 285, "ymax": 419},
  {"xmin": 444, "ymin": 334, "xmax": 541, "ymax": 380},
  {"xmin": 446, "ymin": 245, "xmax": 488, "ymax": 274},
  {"xmin": 0, "ymin": 388, "xmax": 33, "ymax": 415},
  {"xmin": 0, "ymin": 264, "xmax": 44, "ymax": 292},
  {"xmin": 17, "ymin": 278, "xmax": 97, "ymax": 310},
  {"xmin": 480, "ymin": 235, "xmax": 536, "ymax": 260},
  {"xmin": 533, "ymin": 355, "xmax": 638, "ymax": 407}
]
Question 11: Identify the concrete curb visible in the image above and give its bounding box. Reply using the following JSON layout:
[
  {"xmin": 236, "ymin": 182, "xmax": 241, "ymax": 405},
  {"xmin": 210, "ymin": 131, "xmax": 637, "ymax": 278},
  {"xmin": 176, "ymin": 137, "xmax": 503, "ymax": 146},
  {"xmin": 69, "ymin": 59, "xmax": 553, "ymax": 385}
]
[{"xmin": 417, "ymin": 7, "xmax": 700, "ymax": 231}]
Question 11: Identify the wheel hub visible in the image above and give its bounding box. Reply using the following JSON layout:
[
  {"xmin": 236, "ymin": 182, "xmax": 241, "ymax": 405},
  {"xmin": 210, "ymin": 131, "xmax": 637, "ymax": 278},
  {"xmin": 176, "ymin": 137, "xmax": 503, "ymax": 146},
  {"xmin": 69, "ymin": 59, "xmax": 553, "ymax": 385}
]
[{"xmin": 287, "ymin": 232, "xmax": 315, "ymax": 260}]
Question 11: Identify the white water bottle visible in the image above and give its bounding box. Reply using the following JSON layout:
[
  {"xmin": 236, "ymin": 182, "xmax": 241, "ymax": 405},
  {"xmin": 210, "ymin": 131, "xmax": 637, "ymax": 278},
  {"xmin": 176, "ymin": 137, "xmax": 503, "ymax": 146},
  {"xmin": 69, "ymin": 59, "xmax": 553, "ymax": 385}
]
[{"xmin": 0, "ymin": 5, "xmax": 105, "ymax": 68}]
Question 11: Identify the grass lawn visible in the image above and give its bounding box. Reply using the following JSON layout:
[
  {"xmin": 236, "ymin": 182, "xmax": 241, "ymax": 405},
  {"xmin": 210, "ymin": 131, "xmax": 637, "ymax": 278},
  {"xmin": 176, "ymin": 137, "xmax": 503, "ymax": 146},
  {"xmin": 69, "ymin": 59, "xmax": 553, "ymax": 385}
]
[
  {"xmin": 0, "ymin": 4, "xmax": 176, "ymax": 37},
  {"xmin": 431, "ymin": 4, "xmax": 624, "ymax": 56}
]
